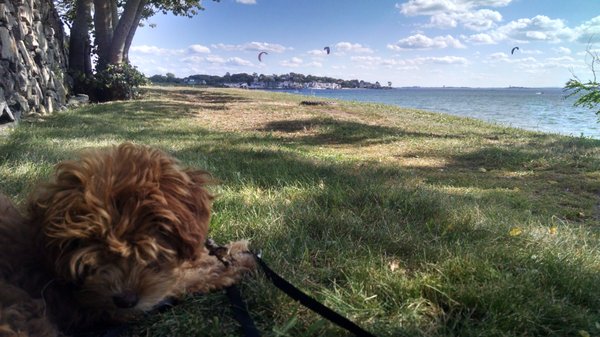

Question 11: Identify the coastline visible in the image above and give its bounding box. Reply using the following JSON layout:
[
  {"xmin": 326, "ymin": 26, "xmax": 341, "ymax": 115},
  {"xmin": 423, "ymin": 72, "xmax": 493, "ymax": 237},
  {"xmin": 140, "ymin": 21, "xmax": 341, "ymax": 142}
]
[{"xmin": 265, "ymin": 86, "xmax": 599, "ymax": 139}]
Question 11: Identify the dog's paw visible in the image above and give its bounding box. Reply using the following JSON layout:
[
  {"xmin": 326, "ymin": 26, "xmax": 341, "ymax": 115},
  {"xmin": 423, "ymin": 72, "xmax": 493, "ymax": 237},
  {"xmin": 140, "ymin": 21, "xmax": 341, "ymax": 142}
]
[
  {"xmin": 182, "ymin": 239, "xmax": 257, "ymax": 293},
  {"xmin": 224, "ymin": 240, "xmax": 256, "ymax": 271},
  {"xmin": 205, "ymin": 239, "xmax": 256, "ymax": 271}
]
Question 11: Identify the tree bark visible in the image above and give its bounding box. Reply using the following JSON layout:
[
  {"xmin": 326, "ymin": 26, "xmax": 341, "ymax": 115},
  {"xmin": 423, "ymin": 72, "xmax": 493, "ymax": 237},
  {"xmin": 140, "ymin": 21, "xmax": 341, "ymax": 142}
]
[
  {"xmin": 68, "ymin": 0, "xmax": 93, "ymax": 81},
  {"xmin": 68, "ymin": 0, "xmax": 93, "ymax": 95},
  {"xmin": 93, "ymin": 0, "xmax": 116, "ymax": 70},
  {"xmin": 122, "ymin": 1, "xmax": 145, "ymax": 63},
  {"xmin": 108, "ymin": 0, "xmax": 146, "ymax": 65},
  {"xmin": 110, "ymin": 0, "xmax": 119, "ymax": 34}
]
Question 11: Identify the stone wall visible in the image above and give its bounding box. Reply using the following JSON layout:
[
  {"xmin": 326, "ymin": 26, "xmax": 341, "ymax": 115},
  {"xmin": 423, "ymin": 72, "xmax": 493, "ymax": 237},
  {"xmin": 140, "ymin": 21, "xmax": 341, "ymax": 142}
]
[{"xmin": 0, "ymin": 0, "xmax": 68, "ymax": 121}]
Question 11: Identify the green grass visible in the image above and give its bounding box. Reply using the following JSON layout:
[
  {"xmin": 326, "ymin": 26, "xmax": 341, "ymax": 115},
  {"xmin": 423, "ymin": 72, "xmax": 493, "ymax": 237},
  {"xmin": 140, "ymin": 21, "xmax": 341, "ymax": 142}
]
[{"xmin": 1, "ymin": 86, "xmax": 600, "ymax": 336}]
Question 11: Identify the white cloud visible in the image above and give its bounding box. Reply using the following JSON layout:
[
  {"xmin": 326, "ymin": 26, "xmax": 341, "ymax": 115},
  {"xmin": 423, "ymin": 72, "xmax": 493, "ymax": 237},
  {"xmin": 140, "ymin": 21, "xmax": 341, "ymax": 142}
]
[
  {"xmin": 554, "ymin": 47, "xmax": 571, "ymax": 55},
  {"xmin": 204, "ymin": 56, "xmax": 225, "ymax": 64},
  {"xmin": 485, "ymin": 52, "xmax": 579, "ymax": 75},
  {"xmin": 132, "ymin": 44, "xmax": 212, "ymax": 56},
  {"xmin": 335, "ymin": 42, "xmax": 374, "ymax": 54},
  {"xmin": 488, "ymin": 52, "xmax": 509, "ymax": 61},
  {"xmin": 187, "ymin": 44, "xmax": 211, "ymax": 54},
  {"xmin": 484, "ymin": 52, "xmax": 540, "ymax": 64},
  {"xmin": 397, "ymin": 0, "xmax": 512, "ymax": 14},
  {"xmin": 465, "ymin": 33, "xmax": 497, "ymax": 44},
  {"xmin": 574, "ymin": 15, "xmax": 600, "ymax": 43},
  {"xmin": 182, "ymin": 55, "xmax": 206, "ymax": 63},
  {"xmin": 306, "ymin": 61, "xmax": 323, "ymax": 68},
  {"xmin": 576, "ymin": 48, "xmax": 600, "ymax": 57},
  {"xmin": 212, "ymin": 42, "xmax": 289, "ymax": 53},
  {"xmin": 350, "ymin": 56, "xmax": 384, "ymax": 68},
  {"xmin": 546, "ymin": 56, "xmax": 576, "ymax": 63},
  {"xmin": 428, "ymin": 9, "xmax": 502, "ymax": 31},
  {"xmin": 396, "ymin": 0, "xmax": 511, "ymax": 31},
  {"xmin": 515, "ymin": 56, "xmax": 584, "ymax": 73},
  {"xmin": 526, "ymin": 31, "xmax": 547, "ymax": 40},
  {"xmin": 236, "ymin": 0, "xmax": 256, "ymax": 4},
  {"xmin": 397, "ymin": 0, "xmax": 458, "ymax": 16},
  {"xmin": 494, "ymin": 15, "xmax": 576, "ymax": 43},
  {"xmin": 182, "ymin": 55, "xmax": 253, "ymax": 67},
  {"xmin": 308, "ymin": 49, "xmax": 328, "ymax": 56},
  {"xmin": 485, "ymin": 53, "xmax": 542, "ymax": 67},
  {"xmin": 476, "ymin": 0, "xmax": 513, "ymax": 7},
  {"xmin": 520, "ymin": 49, "xmax": 543, "ymax": 55},
  {"xmin": 281, "ymin": 57, "xmax": 304, "ymax": 67},
  {"xmin": 417, "ymin": 56, "xmax": 468, "ymax": 64},
  {"xmin": 470, "ymin": 15, "xmax": 600, "ymax": 46},
  {"xmin": 349, "ymin": 55, "xmax": 467, "ymax": 69},
  {"xmin": 460, "ymin": 9, "xmax": 503, "ymax": 31},
  {"xmin": 388, "ymin": 34, "xmax": 465, "ymax": 50},
  {"xmin": 130, "ymin": 45, "xmax": 178, "ymax": 55},
  {"xmin": 226, "ymin": 57, "xmax": 254, "ymax": 67}
]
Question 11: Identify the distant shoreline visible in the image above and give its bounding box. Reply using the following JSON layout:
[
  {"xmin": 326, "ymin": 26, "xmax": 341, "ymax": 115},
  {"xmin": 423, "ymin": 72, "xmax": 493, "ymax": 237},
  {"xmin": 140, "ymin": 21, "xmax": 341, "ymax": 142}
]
[{"xmin": 265, "ymin": 86, "xmax": 564, "ymax": 90}]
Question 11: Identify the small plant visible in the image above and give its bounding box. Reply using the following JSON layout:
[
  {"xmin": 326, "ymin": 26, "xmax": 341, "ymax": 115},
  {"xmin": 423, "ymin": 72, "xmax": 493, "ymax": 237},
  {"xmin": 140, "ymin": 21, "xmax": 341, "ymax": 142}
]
[
  {"xmin": 565, "ymin": 78, "xmax": 600, "ymax": 116},
  {"xmin": 94, "ymin": 63, "xmax": 149, "ymax": 102},
  {"xmin": 565, "ymin": 44, "xmax": 600, "ymax": 117}
]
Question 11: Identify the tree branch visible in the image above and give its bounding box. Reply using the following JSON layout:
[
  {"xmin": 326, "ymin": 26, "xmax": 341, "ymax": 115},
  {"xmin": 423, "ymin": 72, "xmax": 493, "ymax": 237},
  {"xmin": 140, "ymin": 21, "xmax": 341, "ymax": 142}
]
[{"xmin": 108, "ymin": 0, "xmax": 147, "ymax": 64}]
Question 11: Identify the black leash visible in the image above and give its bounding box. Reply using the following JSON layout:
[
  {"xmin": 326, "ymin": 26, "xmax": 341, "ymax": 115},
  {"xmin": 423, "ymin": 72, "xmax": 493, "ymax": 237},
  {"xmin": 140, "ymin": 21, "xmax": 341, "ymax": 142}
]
[
  {"xmin": 225, "ymin": 285, "xmax": 261, "ymax": 337},
  {"xmin": 250, "ymin": 253, "xmax": 377, "ymax": 337},
  {"xmin": 98, "ymin": 240, "xmax": 377, "ymax": 337}
]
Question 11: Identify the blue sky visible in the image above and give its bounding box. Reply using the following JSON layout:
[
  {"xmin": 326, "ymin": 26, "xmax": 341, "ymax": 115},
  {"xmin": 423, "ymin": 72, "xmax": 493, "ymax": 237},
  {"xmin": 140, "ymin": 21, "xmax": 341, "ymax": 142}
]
[{"xmin": 130, "ymin": 0, "xmax": 600, "ymax": 87}]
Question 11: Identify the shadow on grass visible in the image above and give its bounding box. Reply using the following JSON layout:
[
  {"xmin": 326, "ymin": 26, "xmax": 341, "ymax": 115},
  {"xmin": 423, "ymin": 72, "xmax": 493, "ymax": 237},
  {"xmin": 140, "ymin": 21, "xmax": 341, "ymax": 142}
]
[
  {"xmin": 260, "ymin": 118, "xmax": 465, "ymax": 145},
  {"xmin": 0, "ymin": 100, "xmax": 216, "ymax": 162},
  {"xmin": 146, "ymin": 87, "xmax": 253, "ymax": 105},
  {"xmin": 388, "ymin": 133, "xmax": 600, "ymax": 221}
]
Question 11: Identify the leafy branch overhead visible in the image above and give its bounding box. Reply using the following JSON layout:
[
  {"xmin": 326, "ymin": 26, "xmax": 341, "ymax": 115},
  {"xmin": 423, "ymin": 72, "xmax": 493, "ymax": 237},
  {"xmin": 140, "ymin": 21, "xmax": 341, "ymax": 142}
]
[{"xmin": 565, "ymin": 45, "xmax": 600, "ymax": 116}]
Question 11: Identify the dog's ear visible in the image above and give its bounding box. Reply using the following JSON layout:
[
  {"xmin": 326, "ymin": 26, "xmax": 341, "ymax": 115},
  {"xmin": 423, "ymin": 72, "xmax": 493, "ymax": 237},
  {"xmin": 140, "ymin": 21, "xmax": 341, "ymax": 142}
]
[
  {"xmin": 27, "ymin": 160, "xmax": 104, "ymax": 279},
  {"xmin": 159, "ymin": 168, "xmax": 214, "ymax": 261}
]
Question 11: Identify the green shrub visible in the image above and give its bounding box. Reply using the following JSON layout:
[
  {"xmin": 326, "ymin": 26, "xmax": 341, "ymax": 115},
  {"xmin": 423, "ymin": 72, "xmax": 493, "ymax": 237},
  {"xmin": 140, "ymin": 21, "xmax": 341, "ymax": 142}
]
[{"xmin": 94, "ymin": 63, "xmax": 149, "ymax": 102}]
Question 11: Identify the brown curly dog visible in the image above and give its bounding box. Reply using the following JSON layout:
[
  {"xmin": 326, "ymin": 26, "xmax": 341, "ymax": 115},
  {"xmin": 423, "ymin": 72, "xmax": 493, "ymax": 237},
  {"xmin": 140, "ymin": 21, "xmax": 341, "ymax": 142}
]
[{"xmin": 0, "ymin": 143, "xmax": 255, "ymax": 336}]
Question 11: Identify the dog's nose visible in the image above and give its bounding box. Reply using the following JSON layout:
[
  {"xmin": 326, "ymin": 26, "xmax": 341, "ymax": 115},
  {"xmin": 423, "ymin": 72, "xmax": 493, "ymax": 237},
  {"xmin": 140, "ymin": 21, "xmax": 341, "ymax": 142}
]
[{"xmin": 112, "ymin": 291, "xmax": 139, "ymax": 308}]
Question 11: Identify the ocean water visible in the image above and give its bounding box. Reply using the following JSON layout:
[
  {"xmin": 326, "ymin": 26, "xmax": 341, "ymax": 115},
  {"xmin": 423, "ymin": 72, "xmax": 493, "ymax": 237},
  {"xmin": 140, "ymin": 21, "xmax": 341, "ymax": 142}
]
[{"xmin": 276, "ymin": 87, "xmax": 600, "ymax": 139}]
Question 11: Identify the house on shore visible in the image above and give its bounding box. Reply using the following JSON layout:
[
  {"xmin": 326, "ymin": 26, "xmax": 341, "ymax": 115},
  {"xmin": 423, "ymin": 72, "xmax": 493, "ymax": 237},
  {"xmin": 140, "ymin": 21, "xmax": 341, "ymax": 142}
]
[{"xmin": 305, "ymin": 82, "xmax": 342, "ymax": 90}]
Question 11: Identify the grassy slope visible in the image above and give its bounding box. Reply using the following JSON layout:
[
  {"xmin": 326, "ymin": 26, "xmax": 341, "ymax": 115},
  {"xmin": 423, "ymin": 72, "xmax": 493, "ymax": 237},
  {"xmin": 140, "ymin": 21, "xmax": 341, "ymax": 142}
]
[{"xmin": 1, "ymin": 87, "xmax": 599, "ymax": 336}]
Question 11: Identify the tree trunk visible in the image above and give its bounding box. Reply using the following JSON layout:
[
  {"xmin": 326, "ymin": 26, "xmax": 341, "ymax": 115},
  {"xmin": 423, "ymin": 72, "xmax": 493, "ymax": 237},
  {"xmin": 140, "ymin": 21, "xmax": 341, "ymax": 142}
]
[
  {"xmin": 108, "ymin": 0, "xmax": 146, "ymax": 65},
  {"xmin": 68, "ymin": 0, "xmax": 93, "ymax": 93},
  {"xmin": 122, "ymin": 1, "xmax": 145, "ymax": 63},
  {"xmin": 93, "ymin": 0, "xmax": 116, "ymax": 70},
  {"xmin": 110, "ymin": 0, "xmax": 119, "ymax": 34}
]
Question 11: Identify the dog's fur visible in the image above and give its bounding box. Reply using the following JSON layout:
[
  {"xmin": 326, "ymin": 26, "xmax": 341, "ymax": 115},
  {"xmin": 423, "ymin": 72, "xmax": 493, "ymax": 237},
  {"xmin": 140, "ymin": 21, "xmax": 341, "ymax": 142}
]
[{"xmin": 0, "ymin": 143, "xmax": 255, "ymax": 336}]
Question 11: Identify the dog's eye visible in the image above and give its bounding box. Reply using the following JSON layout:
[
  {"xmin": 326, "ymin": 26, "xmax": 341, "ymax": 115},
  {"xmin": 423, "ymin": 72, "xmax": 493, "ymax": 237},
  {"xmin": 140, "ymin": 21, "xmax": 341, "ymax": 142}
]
[{"xmin": 71, "ymin": 263, "xmax": 94, "ymax": 285}]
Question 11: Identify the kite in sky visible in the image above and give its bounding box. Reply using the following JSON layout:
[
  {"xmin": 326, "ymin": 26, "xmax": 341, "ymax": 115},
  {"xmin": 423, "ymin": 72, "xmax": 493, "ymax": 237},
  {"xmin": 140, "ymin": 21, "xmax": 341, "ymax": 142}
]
[{"xmin": 258, "ymin": 51, "xmax": 268, "ymax": 62}]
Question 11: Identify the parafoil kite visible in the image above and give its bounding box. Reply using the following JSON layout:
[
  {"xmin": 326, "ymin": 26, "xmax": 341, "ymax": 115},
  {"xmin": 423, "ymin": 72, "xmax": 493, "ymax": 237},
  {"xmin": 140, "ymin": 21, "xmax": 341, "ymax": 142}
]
[
  {"xmin": 324, "ymin": 46, "xmax": 330, "ymax": 55},
  {"xmin": 511, "ymin": 46, "xmax": 519, "ymax": 55},
  {"xmin": 258, "ymin": 51, "xmax": 268, "ymax": 62}
]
